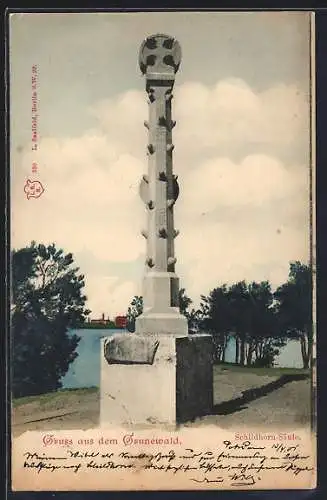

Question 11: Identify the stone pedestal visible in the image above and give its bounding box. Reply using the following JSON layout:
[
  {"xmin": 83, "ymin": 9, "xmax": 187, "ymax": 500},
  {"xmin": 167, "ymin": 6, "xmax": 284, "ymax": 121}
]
[{"xmin": 100, "ymin": 333, "xmax": 213, "ymax": 426}]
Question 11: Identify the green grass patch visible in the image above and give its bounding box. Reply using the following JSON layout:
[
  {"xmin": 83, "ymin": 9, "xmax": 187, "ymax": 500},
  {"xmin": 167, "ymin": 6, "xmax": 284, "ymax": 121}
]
[{"xmin": 12, "ymin": 386, "xmax": 98, "ymax": 408}]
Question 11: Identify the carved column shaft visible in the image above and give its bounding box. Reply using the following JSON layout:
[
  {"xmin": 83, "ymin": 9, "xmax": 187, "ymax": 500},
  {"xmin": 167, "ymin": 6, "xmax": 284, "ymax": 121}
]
[
  {"xmin": 146, "ymin": 84, "xmax": 176, "ymax": 273},
  {"xmin": 136, "ymin": 33, "xmax": 187, "ymax": 336}
]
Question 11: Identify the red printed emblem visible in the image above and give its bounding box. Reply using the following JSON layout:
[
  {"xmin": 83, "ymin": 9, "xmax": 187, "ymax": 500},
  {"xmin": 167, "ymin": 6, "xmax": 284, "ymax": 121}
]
[{"xmin": 24, "ymin": 179, "xmax": 44, "ymax": 199}]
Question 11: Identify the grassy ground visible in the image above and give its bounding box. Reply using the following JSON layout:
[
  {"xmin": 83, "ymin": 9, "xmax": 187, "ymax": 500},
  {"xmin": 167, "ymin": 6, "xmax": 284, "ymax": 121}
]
[
  {"xmin": 11, "ymin": 364, "xmax": 312, "ymax": 435},
  {"xmin": 12, "ymin": 387, "xmax": 98, "ymax": 408}
]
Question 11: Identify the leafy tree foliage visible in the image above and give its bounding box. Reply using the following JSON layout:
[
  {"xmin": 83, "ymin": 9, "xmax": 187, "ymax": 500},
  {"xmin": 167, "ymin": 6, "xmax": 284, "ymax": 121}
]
[
  {"xmin": 12, "ymin": 242, "xmax": 90, "ymax": 397},
  {"xmin": 126, "ymin": 295, "xmax": 144, "ymax": 332},
  {"xmin": 199, "ymin": 285, "xmax": 232, "ymax": 362},
  {"xmin": 200, "ymin": 281, "xmax": 285, "ymax": 367},
  {"xmin": 274, "ymin": 261, "xmax": 313, "ymax": 368},
  {"xmin": 178, "ymin": 288, "xmax": 192, "ymax": 315},
  {"xmin": 178, "ymin": 288, "xmax": 201, "ymax": 334},
  {"xmin": 243, "ymin": 281, "xmax": 285, "ymax": 367}
]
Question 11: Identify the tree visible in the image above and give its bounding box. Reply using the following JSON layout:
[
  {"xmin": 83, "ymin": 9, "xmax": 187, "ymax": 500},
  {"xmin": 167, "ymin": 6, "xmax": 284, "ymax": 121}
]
[
  {"xmin": 179, "ymin": 288, "xmax": 192, "ymax": 315},
  {"xmin": 199, "ymin": 281, "xmax": 282, "ymax": 367},
  {"xmin": 228, "ymin": 280, "xmax": 284, "ymax": 367},
  {"xmin": 274, "ymin": 261, "xmax": 313, "ymax": 369},
  {"xmin": 12, "ymin": 242, "xmax": 90, "ymax": 397},
  {"xmin": 246, "ymin": 281, "xmax": 285, "ymax": 368},
  {"xmin": 126, "ymin": 295, "xmax": 144, "ymax": 332},
  {"xmin": 179, "ymin": 288, "xmax": 200, "ymax": 334},
  {"xmin": 199, "ymin": 285, "xmax": 232, "ymax": 362},
  {"xmin": 228, "ymin": 281, "xmax": 249, "ymax": 365}
]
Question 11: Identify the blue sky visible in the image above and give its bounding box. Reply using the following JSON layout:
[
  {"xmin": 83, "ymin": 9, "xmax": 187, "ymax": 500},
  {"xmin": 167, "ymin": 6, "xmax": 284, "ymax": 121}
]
[{"xmin": 10, "ymin": 12, "xmax": 312, "ymax": 318}]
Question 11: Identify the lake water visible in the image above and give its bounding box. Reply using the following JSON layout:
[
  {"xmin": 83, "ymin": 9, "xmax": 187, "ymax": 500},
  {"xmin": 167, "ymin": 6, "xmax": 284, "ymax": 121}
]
[
  {"xmin": 60, "ymin": 329, "xmax": 125, "ymax": 389},
  {"xmin": 60, "ymin": 329, "xmax": 303, "ymax": 389}
]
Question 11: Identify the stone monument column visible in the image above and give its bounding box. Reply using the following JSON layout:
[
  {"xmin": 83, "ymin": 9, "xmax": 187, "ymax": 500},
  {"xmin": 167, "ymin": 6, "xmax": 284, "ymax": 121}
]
[
  {"xmin": 100, "ymin": 34, "xmax": 213, "ymax": 427},
  {"xmin": 136, "ymin": 33, "xmax": 188, "ymax": 337}
]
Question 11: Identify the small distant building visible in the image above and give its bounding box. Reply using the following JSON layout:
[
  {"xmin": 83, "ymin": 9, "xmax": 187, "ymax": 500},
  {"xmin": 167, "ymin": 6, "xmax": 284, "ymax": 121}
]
[
  {"xmin": 86, "ymin": 313, "xmax": 127, "ymax": 328},
  {"xmin": 115, "ymin": 316, "xmax": 127, "ymax": 329},
  {"xmin": 89, "ymin": 313, "xmax": 112, "ymax": 326}
]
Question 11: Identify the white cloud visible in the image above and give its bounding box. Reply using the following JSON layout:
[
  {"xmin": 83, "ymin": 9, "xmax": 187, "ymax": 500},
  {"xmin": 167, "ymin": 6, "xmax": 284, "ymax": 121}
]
[
  {"xmin": 179, "ymin": 154, "xmax": 308, "ymax": 216},
  {"xmin": 89, "ymin": 90, "xmax": 147, "ymax": 159},
  {"xmin": 174, "ymin": 79, "xmax": 308, "ymax": 162},
  {"xmin": 176, "ymin": 218, "xmax": 308, "ymax": 306},
  {"xmin": 11, "ymin": 77, "xmax": 310, "ymax": 316},
  {"xmin": 12, "ymin": 139, "xmax": 145, "ymax": 262},
  {"xmin": 83, "ymin": 276, "xmax": 138, "ymax": 318}
]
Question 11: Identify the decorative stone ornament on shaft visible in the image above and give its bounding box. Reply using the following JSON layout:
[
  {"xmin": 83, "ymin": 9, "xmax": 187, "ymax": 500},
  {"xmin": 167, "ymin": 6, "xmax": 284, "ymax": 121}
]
[{"xmin": 136, "ymin": 34, "xmax": 188, "ymax": 337}]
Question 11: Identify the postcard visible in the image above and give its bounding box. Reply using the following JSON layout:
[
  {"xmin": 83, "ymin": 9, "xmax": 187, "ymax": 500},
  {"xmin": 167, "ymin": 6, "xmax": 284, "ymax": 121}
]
[{"xmin": 9, "ymin": 10, "xmax": 316, "ymax": 491}]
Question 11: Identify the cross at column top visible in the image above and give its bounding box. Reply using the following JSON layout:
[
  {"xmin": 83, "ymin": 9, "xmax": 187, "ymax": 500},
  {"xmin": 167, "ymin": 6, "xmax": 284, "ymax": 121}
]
[{"xmin": 139, "ymin": 33, "xmax": 182, "ymax": 81}]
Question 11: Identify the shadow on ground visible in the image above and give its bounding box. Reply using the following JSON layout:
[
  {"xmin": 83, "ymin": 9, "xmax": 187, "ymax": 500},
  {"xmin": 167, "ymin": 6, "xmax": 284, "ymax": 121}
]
[{"xmin": 212, "ymin": 373, "xmax": 309, "ymax": 416}]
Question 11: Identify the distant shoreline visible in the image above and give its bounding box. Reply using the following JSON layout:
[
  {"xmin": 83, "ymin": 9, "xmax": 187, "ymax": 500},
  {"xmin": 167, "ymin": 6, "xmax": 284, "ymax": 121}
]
[{"xmin": 75, "ymin": 324, "xmax": 127, "ymax": 330}]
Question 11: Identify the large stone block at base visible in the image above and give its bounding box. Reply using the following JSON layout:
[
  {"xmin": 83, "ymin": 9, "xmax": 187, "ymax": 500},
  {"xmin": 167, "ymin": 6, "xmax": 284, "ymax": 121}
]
[
  {"xmin": 100, "ymin": 333, "xmax": 213, "ymax": 427},
  {"xmin": 176, "ymin": 336, "xmax": 214, "ymax": 422}
]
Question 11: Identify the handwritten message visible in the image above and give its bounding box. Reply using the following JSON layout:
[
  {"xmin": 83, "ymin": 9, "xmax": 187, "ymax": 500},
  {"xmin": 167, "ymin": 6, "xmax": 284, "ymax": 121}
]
[{"xmin": 12, "ymin": 429, "xmax": 316, "ymax": 491}]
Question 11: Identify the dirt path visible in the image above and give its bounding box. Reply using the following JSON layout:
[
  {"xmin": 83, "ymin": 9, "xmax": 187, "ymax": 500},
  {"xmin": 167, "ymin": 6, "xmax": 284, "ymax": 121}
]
[
  {"xmin": 188, "ymin": 371, "xmax": 311, "ymax": 429},
  {"xmin": 12, "ymin": 369, "xmax": 311, "ymax": 436}
]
